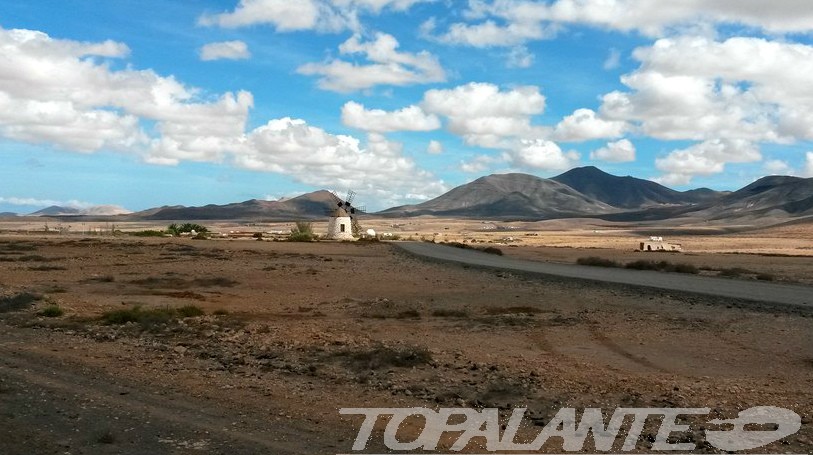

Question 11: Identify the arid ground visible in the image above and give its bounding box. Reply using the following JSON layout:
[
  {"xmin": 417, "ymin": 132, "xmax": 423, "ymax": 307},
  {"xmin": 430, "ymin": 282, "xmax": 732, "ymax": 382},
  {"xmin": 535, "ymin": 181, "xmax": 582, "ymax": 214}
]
[{"xmin": 1, "ymin": 223, "xmax": 812, "ymax": 454}]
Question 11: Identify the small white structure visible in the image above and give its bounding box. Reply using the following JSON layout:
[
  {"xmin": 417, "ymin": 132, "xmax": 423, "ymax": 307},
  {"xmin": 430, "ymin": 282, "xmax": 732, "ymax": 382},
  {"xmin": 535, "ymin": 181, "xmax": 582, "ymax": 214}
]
[
  {"xmin": 326, "ymin": 207, "xmax": 354, "ymax": 240},
  {"xmin": 365, "ymin": 228, "xmax": 376, "ymax": 237},
  {"xmin": 640, "ymin": 238, "xmax": 682, "ymax": 252}
]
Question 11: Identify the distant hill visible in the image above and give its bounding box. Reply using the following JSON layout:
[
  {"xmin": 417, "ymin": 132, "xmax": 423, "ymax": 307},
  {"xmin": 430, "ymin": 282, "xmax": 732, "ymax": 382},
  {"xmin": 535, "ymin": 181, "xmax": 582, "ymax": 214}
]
[
  {"xmin": 693, "ymin": 175, "xmax": 813, "ymax": 220},
  {"xmin": 0, "ymin": 212, "xmax": 17, "ymax": 217},
  {"xmin": 135, "ymin": 190, "xmax": 339, "ymax": 220},
  {"xmin": 29, "ymin": 205, "xmax": 131, "ymax": 216},
  {"xmin": 378, "ymin": 173, "xmax": 615, "ymax": 219},
  {"xmin": 552, "ymin": 166, "xmax": 723, "ymax": 208},
  {"xmin": 30, "ymin": 206, "xmax": 82, "ymax": 216}
]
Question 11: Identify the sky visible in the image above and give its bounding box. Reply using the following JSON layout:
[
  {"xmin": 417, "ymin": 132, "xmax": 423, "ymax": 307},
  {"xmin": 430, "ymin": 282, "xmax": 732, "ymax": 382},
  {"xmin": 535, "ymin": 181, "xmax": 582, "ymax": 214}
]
[{"xmin": 2, "ymin": 0, "xmax": 813, "ymax": 213}]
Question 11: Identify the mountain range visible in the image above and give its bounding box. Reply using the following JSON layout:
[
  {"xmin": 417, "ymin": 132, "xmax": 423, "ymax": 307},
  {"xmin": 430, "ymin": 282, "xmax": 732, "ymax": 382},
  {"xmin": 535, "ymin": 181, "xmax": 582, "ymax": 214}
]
[{"xmin": 14, "ymin": 167, "xmax": 813, "ymax": 224}]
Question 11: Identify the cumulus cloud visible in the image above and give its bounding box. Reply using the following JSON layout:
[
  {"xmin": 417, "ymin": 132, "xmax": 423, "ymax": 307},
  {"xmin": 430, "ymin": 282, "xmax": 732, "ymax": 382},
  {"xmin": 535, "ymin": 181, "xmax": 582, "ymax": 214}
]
[
  {"xmin": 0, "ymin": 196, "xmax": 93, "ymax": 208},
  {"xmin": 552, "ymin": 108, "xmax": 627, "ymax": 142},
  {"xmin": 763, "ymin": 159, "xmax": 792, "ymax": 175},
  {"xmin": 426, "ymin": 0, "xmax": 813, "ymax": 48},
  {"xmin": 590, "ymin": 35, "xmax": 813, "ymax": 182},
  {"xmin": 341, "ymin": 101, "xmax": 440, "ymax": 133},
  {"xmin": 233, "ymin": 118, "xmax": 447, "ymax": 202},
  {"xmin": 0, "ymin": 27, "xmax": 252, "ymax": 162},
  {"xmin": 460, "ymin": 155, "xmax": 497, "ymax": 173},
  {"xmin": 654, "ymin": 139, "xmax": 761, "ymax": 185},
  {"xmin": 200, "ymin": 40, "xmax": 251, "ymax": 61},
  {"xmin": 804, "ymin": 152, "xmax": 813, "ymax": 178},
  {"xmin": 0, "ymin": 27, "xmax": 445, "ymax": 205},
  {"xmin": 603, "ymin": 48, "xmax": 621, "ymax": 70},
  {"xmin": 421, "ymin": 82, "xmax": 547, "ymax": 148},
  {"xmin": 506, "ymin": 46, "xmax": 535, "ymax": 68},
  {"xmin": 426, "ymin": 139, "xmax": 443, "ymax": 154},
  {"xmin": 503, "ymin": 139, "xmax": 579, "ymax": 171},
  {"xmin": 199, "ymin": 0, "xmax": 431, "ymax": 31},
  {"xmin": 297, "ymin": 32, "xmax": 446, "ymax": 92},
  {"xmin": 591, "ymin": 139, "xmax": 636, "ymax": 163}
]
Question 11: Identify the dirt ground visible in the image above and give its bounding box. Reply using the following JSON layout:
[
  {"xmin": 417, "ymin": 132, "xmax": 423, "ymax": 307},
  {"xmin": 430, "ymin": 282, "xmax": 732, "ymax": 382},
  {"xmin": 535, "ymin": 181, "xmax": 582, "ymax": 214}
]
[{"xmin": 1, "ymin": 235, "xmax": 812, "ymax": 454}]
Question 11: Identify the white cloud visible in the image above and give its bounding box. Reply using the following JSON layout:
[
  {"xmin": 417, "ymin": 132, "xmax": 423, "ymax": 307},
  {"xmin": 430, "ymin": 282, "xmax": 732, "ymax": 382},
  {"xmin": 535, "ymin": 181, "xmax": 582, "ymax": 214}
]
[
  {"xmin": 422, "ymin": 82, "xmax": 548, "ymax": 148},
  {"xmin": 506, "ymin": 46, "xmax": 535, "ymax": 68},
  {"xmin": 603, "ymin": 48, "xmax": 621, "ymax": 70},
  {"xmin": 804, "ymin": 152, "xmax": 813, "ymax": 178},
  {"xmin": 297, "ymin": 33, "xmax": 446, "ymax": 92},
  {"xmin": 504, "ymin": 139, "xmax": 579, "ymax": 171},
  {"xmin": 592, "ymin": 35, "xmax": 813, "ymax": 182},
  {"xmin": 0, "ymin": 196, "xmax": 93, "ymax": 208},
  {"xmin": 426, "ymin": 139, "xmax": 443, "ymax": 154},
  {"xmin": 763, "ymin": 159, "xmax": 792, "ymax": 175},
  {"xmin": 341, "ymin": 101, "xmax": 440, "ymax": 133},
  {"xmin": 0, "ymin": 27, "xmax": 252, "ymax": 163},
  {"xmin": 0, "ymin": 27, "xmax": 445, "ymax": 205},
  {"xmin": 199, "ymin": 0, "xmax": 347, "ymax": 31},
  {"xmin": 591, "ymin": 139, "xmax": 636, "ymax": 163},
  {"xmin": 460, "ymin": 154, "xmax": 497, "ymax": 173},
  {"xmin": 200, "ymin": 41, "xmax": 251, "ymax": 61},
  {"xmin": 199, "ymin": 0, "xmax": 431, "ymax": 31},
  {"xmin": 553, "ymin": 108, "xmax": 627, "ymax": 142},
  {"xmin": 233, "ymin": 118, "xmax": 447, "ymax": 203},
  {"xmin": 427, "ymin": 0, "xmax": 813, "ymax": 48},
  {"xmin": 654, "ymin": 139, "xmax": 761, "ymax": 184}
]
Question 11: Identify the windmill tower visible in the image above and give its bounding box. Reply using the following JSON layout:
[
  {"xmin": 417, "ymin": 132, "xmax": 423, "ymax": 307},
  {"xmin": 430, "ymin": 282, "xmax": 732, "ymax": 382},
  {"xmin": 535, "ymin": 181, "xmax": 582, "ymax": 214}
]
[{"xmin": 326, "ymin": 191, "xmax": 362, "ymax": 240}]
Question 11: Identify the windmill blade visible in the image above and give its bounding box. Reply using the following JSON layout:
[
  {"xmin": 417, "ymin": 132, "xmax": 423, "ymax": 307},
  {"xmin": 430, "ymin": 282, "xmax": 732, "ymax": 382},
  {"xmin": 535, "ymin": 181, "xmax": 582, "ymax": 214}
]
[
  {"xmin": 355, "ymin": 205, "xmax": 366, "ymax": 214},
  {"xmin": 345, "ymin": 190, "xmax": 356, "ymax": 206}
]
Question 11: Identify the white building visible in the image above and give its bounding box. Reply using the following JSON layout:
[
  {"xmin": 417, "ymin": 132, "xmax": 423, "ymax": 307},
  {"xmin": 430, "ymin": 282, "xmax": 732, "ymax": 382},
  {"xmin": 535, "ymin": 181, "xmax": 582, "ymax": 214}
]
[{"xmin": 326, "ymin": 207, "xmax": 354, "ymax": 240}]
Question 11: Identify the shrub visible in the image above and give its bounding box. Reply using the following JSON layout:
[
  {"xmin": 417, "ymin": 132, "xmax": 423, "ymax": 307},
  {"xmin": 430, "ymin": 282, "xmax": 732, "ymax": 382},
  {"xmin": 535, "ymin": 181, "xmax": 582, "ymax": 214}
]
[
  {"xmin": 28, "ymin": 265, "xmax": 67, "ymax": 271},
  {"xmin": 289, "ymin": 221, "xmax": 316, "ymax": 242},
  {"xmin": 756, "ymin": 273, "xmax": 775, "ymax": 281},
  {"xmin": 431, "ymin": 309, "xmax": 468, "ymax": 318},
  {"xmin": 166, "ymin": 223, "xmax": 209, "ymax": 236},
  {"xmin": 0, "ymin": 292, "xmax": 41, "ymax": 313},
  {"xmin": 343, "ymin": 345, "xmax": 432, "ymax": 370},
  {"xmin": 101, "ymin": 305, "xmax": 205, "ymax": 330},
  {"xmin": 624, "ymin": 260, "xmax": 660, "ymax": 271},
  {"xmin": 671, "ymin": 263, "xmax": 699, "ymax": 274},
  {"xmin": 37, "ymin": 305, "xmax": 64, "ymax": 317},
  {"xmin": 395, "ymin": 309, "xmax": 421, "ymax": 319},
  {"xmin": 719, "ymin": 267, "xmax": 749, "ymax": 277},
  {"xmin": 577, "ymin": 257, "xmax": 620, "ymax": 268},
  {"xmin": 176, "ymin": 305, "xmax": 205, "ymax": 318},
  {"xmin": 480, "ymin": 246, "xmax": 503, "ymax": 256}
]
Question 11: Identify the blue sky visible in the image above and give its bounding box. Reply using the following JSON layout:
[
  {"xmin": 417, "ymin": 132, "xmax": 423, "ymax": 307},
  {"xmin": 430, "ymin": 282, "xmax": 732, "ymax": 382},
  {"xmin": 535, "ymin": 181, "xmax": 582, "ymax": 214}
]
[{"xmin": 1, "ymin": 1, "xmax": 813, "ymax": 213}]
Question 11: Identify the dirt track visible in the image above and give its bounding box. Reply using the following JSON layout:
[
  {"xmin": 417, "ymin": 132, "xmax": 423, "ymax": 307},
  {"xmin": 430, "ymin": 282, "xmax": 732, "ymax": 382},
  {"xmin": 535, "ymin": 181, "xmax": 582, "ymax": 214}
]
[{"xmin": 396, "ymin": 242, "xmax": 813, "ymax": 309}]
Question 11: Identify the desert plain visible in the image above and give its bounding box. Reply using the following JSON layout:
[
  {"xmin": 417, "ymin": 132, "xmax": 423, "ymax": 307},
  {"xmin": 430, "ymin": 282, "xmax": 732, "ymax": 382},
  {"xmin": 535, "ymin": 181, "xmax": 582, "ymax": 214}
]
[{"xmin": 0, "ymin": 217, "xmax": 812, "ymax": 454}]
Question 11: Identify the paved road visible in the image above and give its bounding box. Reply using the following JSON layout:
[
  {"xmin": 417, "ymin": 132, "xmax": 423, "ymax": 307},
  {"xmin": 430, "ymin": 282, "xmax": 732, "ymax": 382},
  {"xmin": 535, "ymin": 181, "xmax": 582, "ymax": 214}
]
[{"xmin": 395, "ymin": 242, "xmax": 813, "ymax": 308}]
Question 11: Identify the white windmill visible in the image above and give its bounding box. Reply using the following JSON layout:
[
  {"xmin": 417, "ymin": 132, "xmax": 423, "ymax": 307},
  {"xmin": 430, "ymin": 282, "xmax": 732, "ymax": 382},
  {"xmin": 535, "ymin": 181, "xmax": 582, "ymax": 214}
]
[{"xmin": 326, "ymin": 191, "xmax": 363, "ymax": 240}]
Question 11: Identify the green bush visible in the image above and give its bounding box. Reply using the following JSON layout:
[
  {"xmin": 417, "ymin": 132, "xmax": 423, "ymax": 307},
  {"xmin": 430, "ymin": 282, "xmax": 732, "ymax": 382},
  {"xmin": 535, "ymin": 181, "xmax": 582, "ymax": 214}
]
[
  {"xmin": 288, "ymin": 221, "xmax": 316, "ymax": 242},
  {"xmin": 37, "ymin": 305, "xmax": 64, "ymax": 317},
  {"xmin": 101, "ymin": 305, "xmax": 205, "ymax": 330},
  {"xmin": 166, "ymin": 223, "xmax": 209, "ymax": 236},
  {"xmin": 577, "ymin": 257, "xmax": 620, "ymax": 268}
]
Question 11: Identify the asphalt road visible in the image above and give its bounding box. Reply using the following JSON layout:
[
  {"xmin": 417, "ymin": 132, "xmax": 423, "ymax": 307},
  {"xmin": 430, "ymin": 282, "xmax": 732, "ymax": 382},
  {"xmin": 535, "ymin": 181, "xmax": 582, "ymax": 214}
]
[{"xmin": 395, "ymin": 242, "xmax": 813, "ymax": 308}]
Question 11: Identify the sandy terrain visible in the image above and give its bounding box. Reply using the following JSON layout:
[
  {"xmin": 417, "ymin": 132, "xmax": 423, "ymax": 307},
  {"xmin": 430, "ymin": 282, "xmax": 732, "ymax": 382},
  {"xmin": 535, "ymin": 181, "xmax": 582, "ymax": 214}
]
[{"xmin": 1, "ymin": 233, "xmax": 812, "ymax": 453}]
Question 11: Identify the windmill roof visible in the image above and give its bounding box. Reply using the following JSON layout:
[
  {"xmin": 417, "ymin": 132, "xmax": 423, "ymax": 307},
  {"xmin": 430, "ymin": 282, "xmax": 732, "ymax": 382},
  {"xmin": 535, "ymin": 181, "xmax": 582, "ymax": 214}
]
[{"xmin": 330, "ymin": 207, "xmax": 350, "ymax": 217}]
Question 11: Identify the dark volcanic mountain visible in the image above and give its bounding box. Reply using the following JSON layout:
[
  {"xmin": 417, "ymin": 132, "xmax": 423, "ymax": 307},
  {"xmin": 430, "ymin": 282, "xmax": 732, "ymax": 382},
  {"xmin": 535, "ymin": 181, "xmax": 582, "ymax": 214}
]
[
  {"xmin": 693, "ymin": 175, "xmax": 813, "ymax": 220},
  {"xmin": 30, "ymin": 206, "xmax": 82, "ymax": 216},
  {"xmin": 135, "ymin": 190, "xmax": 338, "ymax": 220},
  {"xmin": 378, "ymin": 173, "xmax": 615, "ymax": 219},
  {"xmin": 552, "ymin": 166, "xmax": 723, "ymax": 208}
]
